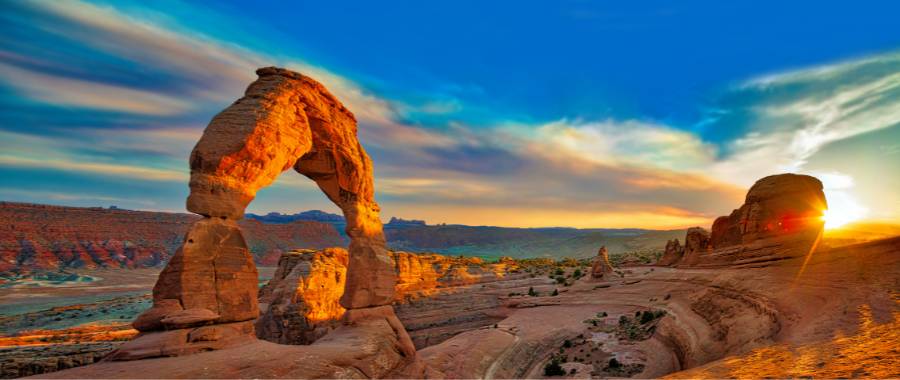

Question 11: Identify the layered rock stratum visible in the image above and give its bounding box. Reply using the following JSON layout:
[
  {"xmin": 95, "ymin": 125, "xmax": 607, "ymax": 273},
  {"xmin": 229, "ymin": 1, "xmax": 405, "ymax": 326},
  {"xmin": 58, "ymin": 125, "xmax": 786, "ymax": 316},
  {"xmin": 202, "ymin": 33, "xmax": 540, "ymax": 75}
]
[{"xmin": 0, "ymin": 202, "xmax": 343, "ymax": 274}]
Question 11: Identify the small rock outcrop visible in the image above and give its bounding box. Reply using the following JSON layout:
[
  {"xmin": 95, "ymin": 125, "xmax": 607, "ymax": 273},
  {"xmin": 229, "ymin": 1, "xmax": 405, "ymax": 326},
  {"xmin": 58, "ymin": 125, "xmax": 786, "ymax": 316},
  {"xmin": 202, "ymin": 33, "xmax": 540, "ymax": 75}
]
[
  {"xmin": 591, "ymin": 246, "xmax": 615, "ymax": 278},
  {"xmin": 678, "ymin": 227, "xmax": 711, "ymax": 266},
  {"xmin": 116, "ymin": 67, "xmax": 411, "ymax": 365},
  {"xmin": 256, "ymin": 248, "xmax": 348, "ymax": 345},
  {"xmin": 658, "ymin": 239, "xmax": 684, "ymax": 266}
]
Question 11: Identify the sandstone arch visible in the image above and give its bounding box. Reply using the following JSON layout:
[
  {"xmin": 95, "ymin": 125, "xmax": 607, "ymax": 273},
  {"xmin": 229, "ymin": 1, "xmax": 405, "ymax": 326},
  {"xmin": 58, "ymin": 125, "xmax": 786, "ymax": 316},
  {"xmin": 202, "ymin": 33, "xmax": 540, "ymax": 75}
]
[{"xmin": 121, "ymin": 67, "xmax": 403, "ymax": 360}]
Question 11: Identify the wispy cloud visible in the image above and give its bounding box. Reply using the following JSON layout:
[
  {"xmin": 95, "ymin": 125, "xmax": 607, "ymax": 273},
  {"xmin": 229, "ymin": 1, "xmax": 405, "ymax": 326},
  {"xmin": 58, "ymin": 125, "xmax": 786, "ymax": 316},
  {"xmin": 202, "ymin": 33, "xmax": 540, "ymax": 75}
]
[
  {"xmin": 0, "ymin": 61, "xmax": 191, "ymax": 115},
  {"xmin": 0, "ymin": 155, "xmax": 186, "ymax": 182}
]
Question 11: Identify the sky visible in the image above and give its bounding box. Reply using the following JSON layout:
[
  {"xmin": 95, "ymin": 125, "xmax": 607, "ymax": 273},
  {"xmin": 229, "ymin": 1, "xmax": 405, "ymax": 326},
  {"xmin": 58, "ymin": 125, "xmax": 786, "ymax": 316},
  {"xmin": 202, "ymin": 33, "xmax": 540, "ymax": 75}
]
[{"xmin": 1, "ymin": 0, "xmax": 899, "ymax": 229}]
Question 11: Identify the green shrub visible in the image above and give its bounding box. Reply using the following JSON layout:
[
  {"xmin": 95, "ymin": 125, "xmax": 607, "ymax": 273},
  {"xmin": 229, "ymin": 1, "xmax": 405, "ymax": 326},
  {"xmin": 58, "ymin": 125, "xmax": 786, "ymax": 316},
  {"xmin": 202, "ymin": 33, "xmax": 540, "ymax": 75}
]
[
  {"xmin": 528, "ymin": 287, "xmax": 538, "ymax": 297},
  {"xmin": 608, "ymin": 358, "xmax": 621, "ymax": 369},
  {"xmin": 543, "ymin": 358, "xmax": 565, "ymax": 376},
  {"xmin": 552, "ymin": 289, "xmax": 559, "ymax": 296}
]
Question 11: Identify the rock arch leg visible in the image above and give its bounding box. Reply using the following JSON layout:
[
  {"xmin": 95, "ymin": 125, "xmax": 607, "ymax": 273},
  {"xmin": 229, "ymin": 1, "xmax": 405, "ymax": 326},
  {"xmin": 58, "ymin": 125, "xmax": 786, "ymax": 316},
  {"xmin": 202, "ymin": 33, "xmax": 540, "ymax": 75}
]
[{"xmin": 116, "ymin": 67, "xmax": 404, "ymax": 361}]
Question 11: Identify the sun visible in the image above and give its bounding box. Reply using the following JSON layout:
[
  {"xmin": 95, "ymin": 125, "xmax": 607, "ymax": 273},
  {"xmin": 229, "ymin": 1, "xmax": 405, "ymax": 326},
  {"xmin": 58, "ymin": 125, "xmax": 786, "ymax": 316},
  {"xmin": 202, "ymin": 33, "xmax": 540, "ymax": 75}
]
[{"xmin": 821, "ymin": 189, "xmax": 868, "ymax": 229}]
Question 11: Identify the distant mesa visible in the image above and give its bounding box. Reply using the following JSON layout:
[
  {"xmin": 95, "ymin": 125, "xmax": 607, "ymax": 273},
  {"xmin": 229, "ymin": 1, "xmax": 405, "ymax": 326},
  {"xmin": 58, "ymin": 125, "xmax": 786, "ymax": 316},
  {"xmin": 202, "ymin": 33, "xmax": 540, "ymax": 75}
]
[
  {"xmin": 246, "ymin": 210, "xmax": 345, "ymax": 224},
  {"xmin": 386, "ymin": 217, "xmax": 427, "ymax": 227}
]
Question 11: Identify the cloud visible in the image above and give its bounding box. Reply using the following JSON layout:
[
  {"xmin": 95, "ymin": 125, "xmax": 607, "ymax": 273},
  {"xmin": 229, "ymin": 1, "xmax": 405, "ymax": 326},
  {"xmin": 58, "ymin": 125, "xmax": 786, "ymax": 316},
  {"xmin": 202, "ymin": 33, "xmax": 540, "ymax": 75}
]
[
  {"xmin": 711, "ymin": 51, "xmax": 900, "ymax": 186},
  {"xmin": 0, "ymin": 155, "xmax": 186, "ymax": 182},
  {"xmin": 0, "ymin": 61, "xmax": 191, "ymax": 115}
]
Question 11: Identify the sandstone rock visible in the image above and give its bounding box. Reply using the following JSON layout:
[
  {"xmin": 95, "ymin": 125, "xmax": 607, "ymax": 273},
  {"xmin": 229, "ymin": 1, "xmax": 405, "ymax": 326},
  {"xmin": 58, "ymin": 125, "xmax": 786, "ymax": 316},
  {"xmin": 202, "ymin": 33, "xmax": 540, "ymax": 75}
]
[
  {"xmin": 151, "ymin": 218, "xmax": 258, "ymax": 325},
  {"xmin": 658, "ymin": 239, "xmax": 684, "ymax": 266},
  {"xmin": 129, "ymin": 67, "xmax": 404, "ymax": 361},
  {"xmin": 108, "ymin": 321, "xmax": 255, "ymax": 361},
  {"xmin": 160, "ymin": 308, "xmax": 220, "ymax": 330},
  {"xmin": 681, "ymin": 174, "xmax": 826, "ymax": 267},
  {"xmin": 256, "ymin": 248, "xmax": 348, "ymax": 345},
  {"xmin": 679, "ymin": 227, "xmax": 711, "ymax": 267},
  {"xmin": 710, "ymin": 173, "xmax": 825, "ymax": 249},
  {"xmin": 182, "ymin": 67, "xmax": 394, "ymax": 309},
  {"xmin": 591, "ymin": 246, "xmax": 615, "ymax": 278},
  {"xmin": 132, "ymin": 299, "xmax": 182, "ymax": 332},
  {"xmin": 255, "ymin": 249, "xmax": 521, "ymax": 346}
]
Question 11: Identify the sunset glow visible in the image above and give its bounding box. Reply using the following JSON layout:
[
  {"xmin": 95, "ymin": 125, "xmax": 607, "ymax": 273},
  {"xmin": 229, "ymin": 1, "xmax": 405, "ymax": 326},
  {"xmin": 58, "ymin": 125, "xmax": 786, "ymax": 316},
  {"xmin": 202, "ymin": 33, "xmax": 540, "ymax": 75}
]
[{"xmin": 821, "ymin": 192, "xmax": 868, "ymax": 229}]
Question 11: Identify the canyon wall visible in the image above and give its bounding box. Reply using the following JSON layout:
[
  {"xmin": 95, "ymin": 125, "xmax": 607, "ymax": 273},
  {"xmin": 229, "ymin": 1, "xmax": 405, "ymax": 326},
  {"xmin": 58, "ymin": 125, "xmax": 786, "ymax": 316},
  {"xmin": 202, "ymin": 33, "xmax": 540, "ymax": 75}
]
[{"xmin": 0, "ymin": 202, "xmax": 343, "ymax": 275}]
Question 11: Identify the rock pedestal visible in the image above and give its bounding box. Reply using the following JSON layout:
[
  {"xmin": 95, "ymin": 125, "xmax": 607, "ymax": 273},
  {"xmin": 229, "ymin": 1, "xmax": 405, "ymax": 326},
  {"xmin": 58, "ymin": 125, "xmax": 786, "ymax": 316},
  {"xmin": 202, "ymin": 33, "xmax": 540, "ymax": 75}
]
[
  {"xmin": 591, "ymin": 246, "xmax": 615, "ymax": 279},
  {"xmin": 115, "ymin": 67, "xmax": 410, "ymax": 362},
  {"xmin": 658, "ymin": 239, "xmax": 684, "ymax": 266}
]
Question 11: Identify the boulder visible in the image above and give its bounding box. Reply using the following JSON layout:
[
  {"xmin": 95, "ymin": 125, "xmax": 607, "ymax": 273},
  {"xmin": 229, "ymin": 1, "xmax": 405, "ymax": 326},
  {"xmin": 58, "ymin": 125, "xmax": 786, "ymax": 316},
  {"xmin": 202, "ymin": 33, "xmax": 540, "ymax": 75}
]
[{"xmin": 255, "ymin": 248, "xmax": 348, "ymax": 345}]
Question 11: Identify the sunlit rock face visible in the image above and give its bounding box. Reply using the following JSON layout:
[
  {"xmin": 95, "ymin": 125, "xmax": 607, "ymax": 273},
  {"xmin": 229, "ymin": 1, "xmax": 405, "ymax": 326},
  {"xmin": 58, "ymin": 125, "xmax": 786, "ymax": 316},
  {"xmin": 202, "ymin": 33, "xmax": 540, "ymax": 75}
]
[
  {"xmin": 118, "ymin": 67, "xmax": 404, "ymax": 361},
  {"xmin": 256, "ymin": 249, "xmax": 520, "ymax": 345},
  {"xmin": 256, "ymin": 248, "xmax": 348, "ymax": 344},
  {"xmin": 681, "ymin": 173, "xmax": 827, "ymax": 267},
  {"xmin": 711, "ymin": 174, "xmax": 826, "ymax": 248},
  {"xmin": 591, "ymin": 246, "xmax": 615, "ymax": 278}
]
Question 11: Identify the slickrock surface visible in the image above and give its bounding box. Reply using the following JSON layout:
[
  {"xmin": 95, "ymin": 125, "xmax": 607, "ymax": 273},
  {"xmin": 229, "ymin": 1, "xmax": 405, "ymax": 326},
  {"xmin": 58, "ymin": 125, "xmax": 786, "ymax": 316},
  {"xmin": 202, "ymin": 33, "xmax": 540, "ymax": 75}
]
[
  {"xmin": 255, "ymin": 248, "xmax": 529, "ymax": 346},
  {"xmin": 590, "ymin": 246, "xmax": 615, "ymax": 278},
  {"xmin": 0, "ymin": 202, "xmax": 342, "ymax": 274}
]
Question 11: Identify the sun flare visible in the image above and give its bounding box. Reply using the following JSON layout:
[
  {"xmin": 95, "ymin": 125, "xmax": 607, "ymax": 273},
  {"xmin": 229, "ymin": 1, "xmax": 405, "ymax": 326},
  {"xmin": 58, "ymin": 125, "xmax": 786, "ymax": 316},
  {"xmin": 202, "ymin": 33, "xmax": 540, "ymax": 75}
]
[{"xmin": 821, "ymin": 190, "xmax": 868, "ymax": 229}]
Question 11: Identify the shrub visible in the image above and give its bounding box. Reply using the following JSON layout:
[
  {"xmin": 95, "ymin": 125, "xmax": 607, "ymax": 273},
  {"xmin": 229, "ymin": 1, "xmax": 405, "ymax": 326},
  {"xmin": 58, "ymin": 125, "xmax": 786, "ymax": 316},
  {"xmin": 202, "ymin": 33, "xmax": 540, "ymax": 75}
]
[
  {"xmin": 555, "ymin": 276, "xmax": 566, "ymax": 284},
  {"xmin": 573, "ymin": 269, "xmax": 582, "ymax": 277},
  {"xmin": 552, "ymin": 289, "xmax": 559, "ymax": 296},
  {"xmin": 608, "ymin": 358, "xmax": 621, "ymax": 369},
  {"xmin": 555, "ymin": 268, "xmax": 565, "ymax": 276},
  {"xmin": 563, "ymin": 339, "xmax": 572, "ymax": 348},
  {"xmin": 528, "ymin": 287, "xmax": 538, "ymax": 297},
  {"xmin": 543, "ymin": 358, "xmax": 565, "ymax": 376}
]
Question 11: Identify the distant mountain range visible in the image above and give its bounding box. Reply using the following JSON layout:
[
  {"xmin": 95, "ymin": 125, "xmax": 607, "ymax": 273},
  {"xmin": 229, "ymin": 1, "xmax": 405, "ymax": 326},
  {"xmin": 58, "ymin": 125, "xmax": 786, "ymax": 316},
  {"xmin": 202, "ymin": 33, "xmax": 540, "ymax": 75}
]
[
  {"xmin": 3, "ymin": 202, "xmax": 685, "ymax": 275},
  {"xmin": 247, "ymin": 210, "xmax": 682, "ymax": 260}
]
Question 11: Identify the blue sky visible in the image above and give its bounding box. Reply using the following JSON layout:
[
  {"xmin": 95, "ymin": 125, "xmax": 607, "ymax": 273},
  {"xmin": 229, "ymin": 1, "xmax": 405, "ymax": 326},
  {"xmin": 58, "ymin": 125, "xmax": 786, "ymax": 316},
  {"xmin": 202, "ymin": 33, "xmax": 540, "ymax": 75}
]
[{"xmin": 1, "ymin": 0, "xmax": 899, "ymax": 228}]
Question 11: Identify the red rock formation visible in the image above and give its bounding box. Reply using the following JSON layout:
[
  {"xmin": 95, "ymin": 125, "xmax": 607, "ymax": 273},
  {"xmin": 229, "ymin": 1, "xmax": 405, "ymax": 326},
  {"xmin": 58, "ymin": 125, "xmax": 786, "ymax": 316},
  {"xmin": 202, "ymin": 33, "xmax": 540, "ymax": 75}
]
[
  {"xmin": 591, "ymin": 246, "xmax": 615, "ymax": 278},
  {"xmin": 0, "ymin": 202, "xmax": 342, "ymax": 275},
  {"xmin": 678, "ymin": 227, "xmax": 711, "ymax": 266},
  {"xmin": 256, "ymin": 248, "xmax": 348, "ymax": 345},
  {"xmin": 681, "ymin": 174, "xmax": 826, "ymax": 267},
  {"xmin": 255, "ymin": 249, "xmax": 522, "ymax": 345},
  {"xmin": 118, "ymin": 67, "xmax": 410, "ymax": 363},
  {"xmin": 710, "ymin": 174, "xmax": 825, "ymax": 249},
  {"xmin": 658, "ymin": 239, "xmax": 684, "ymax": 266}
]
